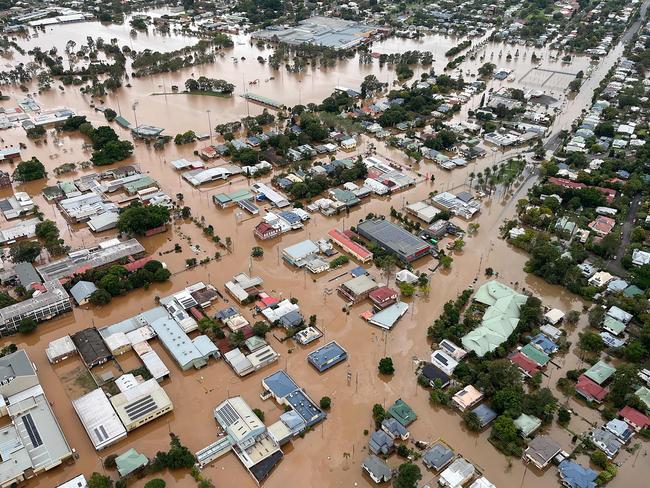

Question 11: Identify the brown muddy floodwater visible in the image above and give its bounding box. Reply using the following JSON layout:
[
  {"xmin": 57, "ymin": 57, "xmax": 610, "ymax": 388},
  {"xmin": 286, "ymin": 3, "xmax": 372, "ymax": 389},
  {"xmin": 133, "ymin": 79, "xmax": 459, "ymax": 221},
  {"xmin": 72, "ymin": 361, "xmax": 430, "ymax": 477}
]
[{"xmin": 0, "ymin": 12, "xmax": 648, "ymax": 488}]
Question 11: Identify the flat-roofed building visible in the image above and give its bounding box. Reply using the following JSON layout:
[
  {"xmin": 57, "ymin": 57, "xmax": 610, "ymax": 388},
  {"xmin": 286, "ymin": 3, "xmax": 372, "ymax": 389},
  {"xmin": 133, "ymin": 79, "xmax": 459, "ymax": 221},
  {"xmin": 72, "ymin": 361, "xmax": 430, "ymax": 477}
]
[
  {"xmin": 337, "ymin": 274, "xmax": 378, "ymax": 303},
  {"xmin": 357, "ymin": 218, "xmax": 432, "ymax": 263},
  {"xmin": 45, "ymin": 336, "xmax": 77, "ymax": 364},
  {"xmin": 0, "ymin": 280, "xmax": 71, "ymax": 336},
  {"xmin": 307, "ymin": 341, "xmax": 348, "ymax": 372},
  {"xmin": 0, "ymin": 350, "xmax": 74, "ymax": 486},
  {"xmin": 72, "ymin": 388, "xmax": 127, "ymax": 451},
  {"xmin": 110, "ymin": 378, "xmax": 173, "ymax": 431},
  {"xmin": 214, "ymin": 396, "xmax": 284, "ymax": 485}
]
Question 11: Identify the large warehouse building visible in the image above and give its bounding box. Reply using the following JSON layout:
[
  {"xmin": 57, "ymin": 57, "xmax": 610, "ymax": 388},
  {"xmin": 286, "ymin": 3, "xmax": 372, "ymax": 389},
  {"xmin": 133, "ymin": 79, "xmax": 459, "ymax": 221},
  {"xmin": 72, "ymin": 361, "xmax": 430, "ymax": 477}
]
[{"xmin": 356, "ymin": 219, "xmax": 432, "ymax": 263}]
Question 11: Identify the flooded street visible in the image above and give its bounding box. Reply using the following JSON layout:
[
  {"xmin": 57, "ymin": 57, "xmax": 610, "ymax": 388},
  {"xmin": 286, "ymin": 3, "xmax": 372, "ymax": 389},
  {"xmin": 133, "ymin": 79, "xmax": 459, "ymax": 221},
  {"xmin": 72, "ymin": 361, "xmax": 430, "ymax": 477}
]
[{"xmin": 0, "ymin": 7, "xmax": 648, "ymax": 488}]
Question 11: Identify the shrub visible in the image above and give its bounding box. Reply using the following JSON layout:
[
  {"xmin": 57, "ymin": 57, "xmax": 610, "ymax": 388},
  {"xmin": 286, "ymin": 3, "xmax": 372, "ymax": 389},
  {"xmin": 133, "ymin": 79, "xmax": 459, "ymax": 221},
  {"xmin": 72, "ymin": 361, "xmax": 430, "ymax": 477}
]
[
  {"xmin": 144, "ymin": 480, "xmax": 166, "ymax": 488},
  {"xmin": 320, "ymin": 396, "xmax": 331, "ymax": 410},
  {"xmin": 378, "ymin": 357, "xmax": 395, "ymax": 375}
]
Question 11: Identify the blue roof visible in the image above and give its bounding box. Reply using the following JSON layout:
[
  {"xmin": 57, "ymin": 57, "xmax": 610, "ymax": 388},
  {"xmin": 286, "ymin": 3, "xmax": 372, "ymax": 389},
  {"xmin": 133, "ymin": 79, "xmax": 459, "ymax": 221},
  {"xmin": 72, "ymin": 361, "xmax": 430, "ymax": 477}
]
[
  {"xmin": 286, "ymin": 389, "xmax": 326, "ymax": 428},
  {"xmin": 530, "ymin": 333, "xmax": 559, "ymax": 355},
  {"xmin": 307, "ymin": 341, "xmax": 348, "ymax": 372},
  {"xmin": 263, "ymin": 370, "xmax": 299, "ymax": 399},
  {"xmin": 279, "ymin": 211, "xmax": 301, "ymax": 224},
  {"xmin": 472, "ymin": 404, "xmax": 497, "ymax": 427},
  {"xmin": 215, "ymin": 306, "xmax": 239, "ymax": 320},
  {"xmin": 350, "ymin": 266, "xmax": 368, "ymax": 277},
  {"xmin": 558, "ymin": 460, "xmax": 597, "ymax": 488}
]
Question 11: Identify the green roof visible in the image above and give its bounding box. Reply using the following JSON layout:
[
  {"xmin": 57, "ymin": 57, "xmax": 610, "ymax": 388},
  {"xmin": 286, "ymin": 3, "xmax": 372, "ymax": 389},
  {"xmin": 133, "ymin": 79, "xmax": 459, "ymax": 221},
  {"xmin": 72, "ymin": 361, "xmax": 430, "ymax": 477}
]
[
  {"xmin": 115, "ymin": 448, "xmax": 148, "ymax": 477},
  {"xmin": 584, "ymin": 361, "xmax": 616, "ymax": 385},
  {"xmin": 623, "ymin": 285, "xmax": 643, "ymax": 297},
  {"xmin": 514, "ymin": 413, "xmax": 541, "ymax": 437},
  {"xmin": 124, "ymin": 176, "xmax": 156, "ymax": 193},
  {"xmin": 603, "ymin": 316, "xmax": 626, "ymax": 335},
  {"xmin": 462, "ymin": 281, "xmax": 528, "ymax": 357},
  {"xmin": 521, "ymin": 344, "xmax": 550, "ymax": 366},
  {"xmin": 115, "ymin": 115, "xmax": 131, "ymax": 128},
  {"xmin": 387, "ymin": 399, "xmax": 417, "ymax": 427},
  {"xmin": 214, "ymin": 189, "xmax": 254, "ymax": 204},
  {"xmin": 636, "ymin": 386, "xmax": 650, "ymax": 410}
]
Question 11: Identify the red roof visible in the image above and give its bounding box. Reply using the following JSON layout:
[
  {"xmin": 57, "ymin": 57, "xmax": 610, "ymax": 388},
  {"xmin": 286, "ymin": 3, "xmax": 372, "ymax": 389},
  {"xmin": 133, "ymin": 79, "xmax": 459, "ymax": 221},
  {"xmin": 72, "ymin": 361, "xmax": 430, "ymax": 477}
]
[
  {"xmin": 548, "ymin": 177, "xmax": 586, "ymax": 189},
  {"xmin": 123, "ymin": 256, "xmax": 152, "ymax": 272},
  {"xmin": 368, "ymin": 286, "xmax": 398, "ymax": 305},
  {"xmin": 594, "ymin": 186, "xmax": 616, "ymax": 203},
  {"xmin": 255, "ymin": 222, "xmax": 275, "ymax": 234},
  {"xmin": 189, "ymin": 306, "xmax": 205, "ymax": 320},
  {"xmin": 328, "ymin": 228, "xmax": 372, "ymax": 259},
  {"xmin": 588, "ymin": 215, "xmax": 616, "ymax": 235},
  {"xmin": 509, "ymin": 352, "xmax": 540, "ymax": 375},
  {"xmin": 576, "ymin": 374, "xmax": 608, "ymax": 402},
  {"xmin": 619, "ymin": 406, "xmax": 650, "ymax": 429}
]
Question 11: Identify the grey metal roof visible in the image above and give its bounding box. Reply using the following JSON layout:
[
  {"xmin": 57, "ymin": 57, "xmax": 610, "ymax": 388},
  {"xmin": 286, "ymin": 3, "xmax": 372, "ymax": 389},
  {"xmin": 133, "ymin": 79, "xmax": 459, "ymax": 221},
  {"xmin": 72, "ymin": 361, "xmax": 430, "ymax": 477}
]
[
  {"xmin": 69, "ymin": 281, "xmax": 98, "ymax": 304},
  {"xmin": 362, "ymin": 454, "xmax": 392, "ymax": 480},
  {"xmin": 263, "ymin": 370, "xmax": 300, "ymax": 399},
  {"xmin": 423, "ymin": 442, "xmax": 454, "ymax": 470},
  {"xmin": 14, "ymin": 262, "xmax": 42, "ymax": 287},
  {"xmin": 357, "ymin": 218, "xmax": 430, "ymax": 261}
]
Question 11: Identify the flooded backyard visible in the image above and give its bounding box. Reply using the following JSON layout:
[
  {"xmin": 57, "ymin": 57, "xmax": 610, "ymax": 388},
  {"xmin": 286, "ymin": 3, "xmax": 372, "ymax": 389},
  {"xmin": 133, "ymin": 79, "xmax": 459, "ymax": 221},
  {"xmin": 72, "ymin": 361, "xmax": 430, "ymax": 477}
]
[{"xmin": 0, "ymin": 11, "xmax": 648, "ymax": 488}]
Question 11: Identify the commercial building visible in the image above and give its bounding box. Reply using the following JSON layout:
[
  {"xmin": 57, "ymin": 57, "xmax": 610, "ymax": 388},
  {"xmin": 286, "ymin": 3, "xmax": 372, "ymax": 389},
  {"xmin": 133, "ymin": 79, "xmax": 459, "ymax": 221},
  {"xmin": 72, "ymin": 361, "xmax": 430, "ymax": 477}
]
[
  {"xmin": 250, "ymin": 182, "xmax": 290, "ymax": 208},
  {"xmin": 327, "ymin": 229, "xmax": 373, "ymax": 262},
  {"xmin": 225, "ymin": 273, "xmax": 264, "ymax": 303},
  {"xmin": 461, "ymin": 281, "xmax": 528, "ymax": 357},
  {"xmin": 182, "ymin": 165, "xmax": 242, "ymax": 186},
  {"xmin": 307, "ymin": 341, "xmax": 348, "ymax": 372},
  {"xmin": 0, "ymin": 280, "xmax": 71, "ymax": 336},
  {"xmin": 46, "ymin": 336, "xmax": 78, "ymax": 364},
  {"xmin": 337, "ymin": 274, "xmax": 378, "ymax": 303},
  {"xmin": 71, "ymin": 328, "xmax": 112, "ymax": 369},
  {"xmin": 214, "ymin": 396, "xmax": 284, "ymax": 485},
  {"xmin": 72, "ymin": 388, "xmax": 128, "ymax": 451},
  {"xmin": 356, "ymin": 219, "xmax": 432, "ymax": 263},
  {"xmin": 0, "ymin": 350, "xmax": 74, "ymax": 487},
  {"xmin": 110, "ymin": 378, "xmax": 173, "ymax": 431},
  {"xmin": 36, "ymin": 238, "xmax": 145, "ymax": 281},
  {"xmin": 261, "ymin": 370, "xmax": 326, "ymax": 429}
]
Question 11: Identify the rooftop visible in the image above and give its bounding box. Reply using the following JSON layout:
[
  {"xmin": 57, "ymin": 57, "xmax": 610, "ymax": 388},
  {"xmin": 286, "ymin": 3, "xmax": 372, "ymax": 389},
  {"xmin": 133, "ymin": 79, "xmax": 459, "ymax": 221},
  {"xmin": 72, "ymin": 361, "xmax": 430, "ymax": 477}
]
[{"xmin": 307, "ymin": 341, "xmax": 348, "ymax": 372}]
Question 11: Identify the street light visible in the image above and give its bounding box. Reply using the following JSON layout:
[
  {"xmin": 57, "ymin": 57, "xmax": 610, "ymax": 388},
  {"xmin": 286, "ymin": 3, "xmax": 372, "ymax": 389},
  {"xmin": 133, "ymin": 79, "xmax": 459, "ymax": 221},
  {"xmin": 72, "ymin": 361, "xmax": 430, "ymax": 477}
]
[{"xmin": 132, "ymin": 101, "xmax": 139, "ymax": 132}]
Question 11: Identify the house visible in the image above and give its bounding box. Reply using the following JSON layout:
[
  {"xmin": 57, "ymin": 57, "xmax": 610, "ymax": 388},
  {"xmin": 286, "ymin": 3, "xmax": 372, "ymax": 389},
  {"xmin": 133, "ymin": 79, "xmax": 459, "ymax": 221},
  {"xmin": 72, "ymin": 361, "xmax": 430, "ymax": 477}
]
[
  {"xmin": 381, "ymin": 417, "xmax": 409, "ymax": 440},
  {"xmin": 471, "ymin": 404, "xmax": 497, "ymax": 428},
  {"xmin": 607, "ymin": 306, "xmax": 632, "ymax": 324},
  {"xmin": 362, "ymin": 455, "xmax": 392, "ymax": 484},
  {"xmin": 584, "ymin": 361, "xmax": 616, "ymax": 385},
  {"xmin": 115, "ymin": 448, "xmax": 149, "ymax": 477},
  {"xmin": 368, "ymin": 286, "xmax": 398, "ymax": 309},
  {"xmin": 387, "ymin": 399, "xmax": 417, "ymax": 427},
  {"xmin": 587, "ymin": 216, "xmax": 616, "ymax": 236},
  {"xmin": 431, "ymin": 349, "xmax": 459, "ymax": 375},
  {"xmin": 514, "ymin": 413, "xmax": 542, "ymax": 438},
  {"xmin": 544, "ymin": 308, "xmax": 565, "ymax": 325},
  {"xmin": 69, "ymin": 280, "xmax": 98, "ymax": 305},
  {"xmin": 254, "ymin": 222, "xmax": 281, "ymax": 240},
  {"xmin": 576, "ymin": 375, "xmax": 608, "ymax": 403},
  {"xmin": 439, "ymin": 458, "xmax": 475, "ymax": 488},
  {"xmin": 530, "ymin": 333, "xmax": 559, "ymax": 355},
  {"xmin": 452, "ymin": 385, "xmax": 483, "ymax": 412},
  {"xmin": 520, "ymin": 343, "xmax": 550, "ymax": 367},
  {"xmin": 422, "ymin": 442, "xmax": 454, "ymax": 472},
  {"xmin": 366, "ymin": 302, "xmax": 409, "ymax": 330},
  {"xmin": 420, "ymin": 363, "xmax": 451, "ymax": 388},
  {"xmin": 632, "ymin": 249, "xmax": 650, "ymax": 266},
  {"xmin": 588, "ymin": 271, "xmax": 614, "ymax": 288},
  {"xmin": 636, "ymin": 386, "xmax": 650, "ymax": 410},
  {"xmin": 618, "ymin": 406, "xmax": 650, "ymax": 431},
  {"xmin": 438, "ymin": 339, "xmax": 467, "ymax": 360},
  {"xmin": 369, "ymin": 430, "xmax": 394, "ymax": 455},
  {"xmin": 470, "ymin": 478, "xmax": 496, "ymax": 488},
  {"xmin": 395, "ymin": 269, "xmax": 418, "ymax": 284},
  {"xmin": 524, "ymin": 435, "xmax": 562, "ymax": 469},
  {"xmin": 510, "ymin": 352, "xmax": 541, "ymax": 378},
  {"xmin": 557, "ymin": 460, "xmax": 597, "ymax": 488},
  {"xmin": 590, "ymin": 427, "xmax": 622, "ymax": 459},
  {"xmin": 604, "ymin": 419, "xmax": 634, "ymax": 444}
]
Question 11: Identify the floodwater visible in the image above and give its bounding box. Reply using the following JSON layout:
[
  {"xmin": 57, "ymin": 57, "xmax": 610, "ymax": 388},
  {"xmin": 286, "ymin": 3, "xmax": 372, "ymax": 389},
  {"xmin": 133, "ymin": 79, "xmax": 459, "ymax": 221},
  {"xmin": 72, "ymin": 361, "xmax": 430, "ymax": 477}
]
[{"xmin": 1, "ymin": 7, "xmax": 649, "ymax": 488}]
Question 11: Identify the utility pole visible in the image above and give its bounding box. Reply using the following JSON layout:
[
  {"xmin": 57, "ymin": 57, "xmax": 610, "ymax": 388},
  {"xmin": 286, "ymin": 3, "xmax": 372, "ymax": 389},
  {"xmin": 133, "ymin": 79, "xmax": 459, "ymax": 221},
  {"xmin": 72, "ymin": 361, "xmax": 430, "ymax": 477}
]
[
  {"xmin": 132, "ymin": 101, "xmax": 139, "ymax": 131},
  {"xmin": 207, "ymin": 109, "xmax": 213, "ymax": 145}
]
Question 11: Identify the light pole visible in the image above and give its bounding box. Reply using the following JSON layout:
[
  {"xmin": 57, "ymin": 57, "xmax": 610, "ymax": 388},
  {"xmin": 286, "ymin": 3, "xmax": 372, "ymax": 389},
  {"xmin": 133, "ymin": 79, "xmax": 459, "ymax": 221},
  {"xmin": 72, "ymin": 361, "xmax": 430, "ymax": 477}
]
[
  {"xmin": 207, "ymin": 109, "xmax": 213, "ymax": 145},
  {"xmin": 132, "ymin": 101, "xmax": 139, "ymax": 132}
]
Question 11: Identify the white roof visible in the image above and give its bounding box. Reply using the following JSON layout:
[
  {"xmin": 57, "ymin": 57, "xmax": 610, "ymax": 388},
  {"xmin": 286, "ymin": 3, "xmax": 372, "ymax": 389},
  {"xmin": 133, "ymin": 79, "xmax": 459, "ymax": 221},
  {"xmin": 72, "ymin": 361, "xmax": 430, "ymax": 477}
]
[
  {"xmin": 104, "ymin": 332, "xmax": 131, "ymax": 353},
  {"xmin": 395, "ymin": 269, "xmax": 418, "ymax": 283},
  {"xmin": 72, "ymin": 388, "xmax": 127, "ymax": 451},
  {"xmin": 470, "ymin": 477, "xmax": 496, "ymax": 488},
  {"xmin": 544, "ymin": 308, "xmax": 565, "ymax": 324},
  {"xmin": 46, "ymin": 335, "xmax": 76, "ymax": 362}
]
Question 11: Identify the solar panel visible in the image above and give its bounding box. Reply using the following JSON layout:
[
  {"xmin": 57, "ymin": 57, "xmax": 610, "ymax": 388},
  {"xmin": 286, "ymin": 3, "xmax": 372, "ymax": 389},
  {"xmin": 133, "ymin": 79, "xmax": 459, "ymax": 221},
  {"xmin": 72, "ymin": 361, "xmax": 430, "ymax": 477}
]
[
  {"xmin": 124, "ymin": 395, "xmax": 158, "ymax": 421},
  {"xmin": 22, "ymin": 413, "xmax": 43, "ymax": 448}
]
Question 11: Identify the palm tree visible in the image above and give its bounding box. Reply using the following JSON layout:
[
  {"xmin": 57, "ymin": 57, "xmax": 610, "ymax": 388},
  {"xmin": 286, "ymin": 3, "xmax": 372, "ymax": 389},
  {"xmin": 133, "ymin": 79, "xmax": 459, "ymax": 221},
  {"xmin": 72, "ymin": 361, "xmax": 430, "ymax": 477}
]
[{"xmin": 468, "ymin": 171, "xmax": 475, "ymax": 188}]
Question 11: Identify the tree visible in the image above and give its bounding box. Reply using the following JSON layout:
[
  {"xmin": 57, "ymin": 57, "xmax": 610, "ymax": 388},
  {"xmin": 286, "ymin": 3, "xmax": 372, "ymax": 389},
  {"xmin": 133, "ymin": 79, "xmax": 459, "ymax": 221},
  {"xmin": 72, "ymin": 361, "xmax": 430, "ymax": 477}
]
[
  {"xmin": 478, "ymin": 62, "xmax": 496, "ymax": 78},
  {"xmin": 251, "ymin": 246, "xmax": 264, "ymax": 257},
  {"xmin": 557, "ymin": 407, "xmax": 571, "ymax": 426},
  {"xmin": 103, "ymin": 454, "xmax": 118, "ymax": 469},
  {"xmin": 578, "ymin": 331, "xmax": 603, "ymax": 353},
  {"xmin": 13, "ymin": 157, "xmax": 47, "ymax": 181},
  {"xmin": 378, "ymin": 357, "xmax": 395, "ymax": 375},
  {"xmin": 492, "ymin": 387, "xmax": 524, "ymax": 418},
  {"xmin": 398, "ymin": 281, "xmax": 416, "ymax": 297},
  {"xmin": 393, "ymin": 462, "xmax": 421, "ymax": 488},
  {"xmin": 490, "ymin": 415, "xmax": 522, "ymax": 455},
  {"xmin": 463, "ymin": 411, "xmax": 481, "ymax": 431},
  {"xmin": 320, "ymin": 396, "xmax": 332, "ymax": 410},
  {"xmin": 89, "ymin": 289, "xmax": 112, "ymax": 305},
  {"xmin": 104, "ymin": 109, "xmax": 117, "ymax": 122},
  {"xmin": 588, "ymin": 306, "xmax": 605, "ymax": 328},
  {"xmin": 252, "ymin": 321, "xmax": 269, "ymax": 337},
  {"xmin": 87, "ymin": 473, "xmax": 113, "ymax": 488},
  {"xmin": 253, "ymin": 408, "xmax": 265, "ymax": 422},
  {"xmin": 591, "ymin": 450, "xmax": 608, "ymax": 469},
  {"xmin": 372, "ymin": 404, "xmax": 386, "ymax": 427},
  {"xmin": 151, "ymin": 434, "xmax": 196, "ymax": 471},
  {"xmin": 117, "ymin": 203, "xmax": 170, "ymax": 235},
  {"xmin": 609, "ymin": 364, "xmax": 637, "ymax": 408},
  {"xmin": 10, "ymin": 241, "xmax": 42, "ymax": 263},
  {"xmin": 229, "ymin": 330, "xmax": 245, "ymax": 348},
  {"xmin": 566, "ymin": 310, "xmax": 580, "ymax": 325},
  {"xmin": 18, "ymin": 317, "xmax": 37, "ymax": 334},
  {"xmin": 439, "ymin": 255, "xmax": 453, "ymax": 269}
]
